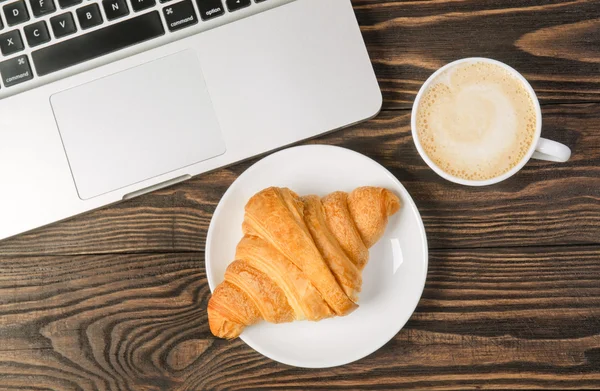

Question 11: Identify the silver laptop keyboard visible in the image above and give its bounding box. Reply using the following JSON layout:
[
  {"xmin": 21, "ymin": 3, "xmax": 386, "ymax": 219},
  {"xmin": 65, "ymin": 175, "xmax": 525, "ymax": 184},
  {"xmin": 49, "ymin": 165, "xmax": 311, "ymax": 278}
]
[{"xmin": 0, "ymin": 0, "xmax": 285, "ymax": 97}]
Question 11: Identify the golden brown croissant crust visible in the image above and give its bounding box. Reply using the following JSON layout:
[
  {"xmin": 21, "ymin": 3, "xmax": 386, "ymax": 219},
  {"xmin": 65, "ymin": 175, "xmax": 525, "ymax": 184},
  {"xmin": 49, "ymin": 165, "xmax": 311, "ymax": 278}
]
[{"xmin": 208, "ymin": 186, "xmax": 401, "ymax": 339}]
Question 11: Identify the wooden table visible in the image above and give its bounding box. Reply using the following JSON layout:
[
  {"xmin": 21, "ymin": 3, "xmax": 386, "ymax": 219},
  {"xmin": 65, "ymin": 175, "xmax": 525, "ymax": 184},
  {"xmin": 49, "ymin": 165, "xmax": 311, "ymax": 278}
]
[{"xmin": 1, "ymin": 1, "xmax": 599, "ymax": 389}]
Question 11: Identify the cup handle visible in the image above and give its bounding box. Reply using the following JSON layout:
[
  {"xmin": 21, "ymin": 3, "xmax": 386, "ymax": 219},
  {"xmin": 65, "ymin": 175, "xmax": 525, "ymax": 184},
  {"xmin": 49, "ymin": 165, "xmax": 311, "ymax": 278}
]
[{"xmin": 531, "ymin": 137, "xmax": 571, "ymax": 162}]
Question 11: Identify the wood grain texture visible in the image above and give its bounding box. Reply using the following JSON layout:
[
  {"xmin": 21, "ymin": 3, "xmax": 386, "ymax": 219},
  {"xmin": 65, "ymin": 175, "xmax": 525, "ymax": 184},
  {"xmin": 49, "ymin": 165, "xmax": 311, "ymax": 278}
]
[
  {"xmin": 353, "ymin": 0, "xmax": 600, "ymax": 109},
  {"xmin": 1, "ymin": 1, "xmax": 599, "ymax": 389},
  {"xmin": 1, "ymin": 103, "xmax": 597, "ymax": 256},
  {"xmin": 0, "ymin": 247, "xmax": 598, "ymax": 390}
]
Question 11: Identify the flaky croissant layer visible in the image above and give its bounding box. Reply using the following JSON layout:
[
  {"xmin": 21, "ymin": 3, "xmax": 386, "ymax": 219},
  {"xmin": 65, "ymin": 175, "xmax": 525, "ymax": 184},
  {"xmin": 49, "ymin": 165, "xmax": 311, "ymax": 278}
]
[{"xmin": 208, "ymin": 186, "xmax": 401, "ymax": 339}]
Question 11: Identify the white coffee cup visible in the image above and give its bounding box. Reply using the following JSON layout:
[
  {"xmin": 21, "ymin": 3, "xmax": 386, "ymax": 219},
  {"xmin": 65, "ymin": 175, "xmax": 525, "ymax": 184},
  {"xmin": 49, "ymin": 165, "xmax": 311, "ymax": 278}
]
[{"xmin": 411, "ymin": 57, "xmax": 571, "ymax": 186}]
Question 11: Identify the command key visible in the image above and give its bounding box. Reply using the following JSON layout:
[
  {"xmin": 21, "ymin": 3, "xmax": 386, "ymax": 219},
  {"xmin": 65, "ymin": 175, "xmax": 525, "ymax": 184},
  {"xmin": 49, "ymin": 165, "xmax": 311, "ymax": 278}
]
[
  {"xmin": 163, "ymin": 0, "xmax": 198, "ymax": 32},
  {"xmin": 0, "ymin": 55, "xmax": 33, "ymax": 87}
]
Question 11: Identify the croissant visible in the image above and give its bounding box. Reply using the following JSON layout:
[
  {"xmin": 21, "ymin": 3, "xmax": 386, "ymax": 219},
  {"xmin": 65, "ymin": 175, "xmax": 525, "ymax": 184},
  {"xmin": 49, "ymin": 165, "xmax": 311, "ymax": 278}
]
[{"xmin": 208, "ymin": 186, "xmax": 401, "ymax": 339}]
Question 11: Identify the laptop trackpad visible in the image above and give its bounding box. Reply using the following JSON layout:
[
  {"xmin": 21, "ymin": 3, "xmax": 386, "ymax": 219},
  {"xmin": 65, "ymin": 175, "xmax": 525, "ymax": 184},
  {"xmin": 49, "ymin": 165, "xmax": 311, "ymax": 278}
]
[{"xmin": 51, "ymin": 50, "xmax": 226, "ymax": 200}]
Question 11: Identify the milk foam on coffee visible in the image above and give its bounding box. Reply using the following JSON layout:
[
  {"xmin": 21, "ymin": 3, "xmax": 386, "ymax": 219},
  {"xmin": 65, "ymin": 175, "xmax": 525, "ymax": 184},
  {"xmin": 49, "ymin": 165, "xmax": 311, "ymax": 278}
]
[{"xmin": 416, "ymin": 61, "xmax": 537, "ymax": 181}]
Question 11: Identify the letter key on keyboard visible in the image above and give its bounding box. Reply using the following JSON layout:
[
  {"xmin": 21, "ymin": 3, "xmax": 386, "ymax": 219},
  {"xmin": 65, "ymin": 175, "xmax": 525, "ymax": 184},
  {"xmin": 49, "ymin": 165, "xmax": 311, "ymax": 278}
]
[
  {"xmin": 24, "ymin": 21, "xmax": 51, "ymax": 47},
  {"xmin": 102, "ymin": 0, "xmax": 128, "ymax": 20},
  {"xmin": 29, "ymin": 0, "xmax": 56, "ymax": 17},
  {"xmin": 50, "ymin": 12, "xmax": 77, "ymax": 38},
  {"xmin": 32, "ymin": 11, "xmax": 165, "ymax": 76},
  {"xmin": 130, "ymin": 0, "xmax": 154, "ymax": 12},
  {"xmin": 76, "ymin": 3, "xmax": 103, "ymax": 29},
  {"xmin": 0, "ymin": 30, "xmax": 24, "ymax": 55},
  {"xmin": 3, "ymin": 1, "xmax": 30, "ymax": 26},
  {"xmin": 57, "ymin": 0, "xmax": 82, "ymax": 8}
]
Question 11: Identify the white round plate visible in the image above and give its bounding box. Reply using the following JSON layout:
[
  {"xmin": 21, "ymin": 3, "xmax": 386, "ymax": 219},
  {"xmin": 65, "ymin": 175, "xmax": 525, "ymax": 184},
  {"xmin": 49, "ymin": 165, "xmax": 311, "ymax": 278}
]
[{"xmin": 206, "ymin": 145, "xmax": 428, "ymax": 368}]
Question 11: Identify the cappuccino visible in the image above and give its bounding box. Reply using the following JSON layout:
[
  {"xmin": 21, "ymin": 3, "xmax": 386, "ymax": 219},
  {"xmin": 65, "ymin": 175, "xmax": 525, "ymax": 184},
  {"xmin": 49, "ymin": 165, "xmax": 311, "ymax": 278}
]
[{"xmin": 415, "ymin": 61, "xmax": 537, "ymax": 181}]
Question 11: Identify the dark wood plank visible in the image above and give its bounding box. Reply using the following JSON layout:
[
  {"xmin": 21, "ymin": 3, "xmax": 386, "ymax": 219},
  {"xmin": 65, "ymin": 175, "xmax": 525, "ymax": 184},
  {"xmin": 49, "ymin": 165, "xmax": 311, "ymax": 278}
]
[
  {"xmin": 1, "ymin": 103, "xmax": 597, "ymax": 256},
  {"xmin": 0, "ymin": 247, "xmax": 598, "ymax": 390},
  {"xmin": 353, "ymin": 0, "xmax": 600, "ymax": 109},
  {"xmin": 0, "ymin": 1, "xmax": 597, "ymax": 390}
]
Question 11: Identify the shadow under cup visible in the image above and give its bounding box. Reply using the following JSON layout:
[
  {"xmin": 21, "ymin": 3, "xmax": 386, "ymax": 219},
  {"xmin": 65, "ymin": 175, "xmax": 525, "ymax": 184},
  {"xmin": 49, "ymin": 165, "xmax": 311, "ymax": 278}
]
[{"xmin": 411, "ymin": 57, "xmax": 546, "ymax": 187}]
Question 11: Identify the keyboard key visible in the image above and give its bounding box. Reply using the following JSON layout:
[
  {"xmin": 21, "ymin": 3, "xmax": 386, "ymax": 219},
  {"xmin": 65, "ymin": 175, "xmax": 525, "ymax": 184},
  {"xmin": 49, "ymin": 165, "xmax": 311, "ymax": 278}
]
[
  {"xmin": 3, "ymin": 1, "xmax": 30, "ymax": 26},
  {"xmin": 76, "ymin": 3, "xmax": 102, "ymax": 29},
  {"xmin": 196, "ymin": 0, "xmax": 223, "ymax": 21},
  {"xmin": 102, "ymin": 0, "xmax": 128, "ymax": 20},
  {"xmin": 29, "ymin": 0, "xmax": 56, "ymax": 17},
  {"xmin": 58, "ymin": 0, "xmax": 81, "ymax": 8},
  {"xmin": 163, "ymin": 0, "xmax": 197, "ymax": 32},
  {"xmin": 24, "ymin": 20, "xmax": 50, "ymax": 47},
  {"xmin": 130, "ymin": 0, "xmax": 154, "ymax": 12},
  {"xmin": 0, "ymin": 54, "xmax": 32, "ymax": 86},
  {"xmin": 225, "ymin": 0, "xmax": 249, "ymax": 12},
  {"xmin": 32, "ymin": 11, "xmax": 164, "ymax": 76},
  {"xmin": 0, "ymin": 29, "xmax": 24, "ymax": 55},
  {"xmin": 0, "ymin": 55, "xmax": 33, "ymax": 87},
  {"xmin": 50, "ymin": 12, "xmax": 76, "ymax": 38}
]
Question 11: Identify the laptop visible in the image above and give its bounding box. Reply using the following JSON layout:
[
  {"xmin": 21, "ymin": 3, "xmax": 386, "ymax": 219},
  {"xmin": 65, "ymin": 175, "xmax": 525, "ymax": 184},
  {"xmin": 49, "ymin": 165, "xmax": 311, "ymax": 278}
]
[{"xmin": 0, "ymin": 0, "xmax": 382, "ymax": 241}]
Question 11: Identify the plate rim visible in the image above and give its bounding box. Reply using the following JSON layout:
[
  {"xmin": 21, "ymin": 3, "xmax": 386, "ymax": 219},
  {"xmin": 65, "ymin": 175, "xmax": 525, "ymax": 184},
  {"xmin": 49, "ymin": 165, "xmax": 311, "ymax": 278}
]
[{"xmin": 205, "ymin": 144, "xmax": 428, "ymax": 368}]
